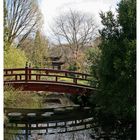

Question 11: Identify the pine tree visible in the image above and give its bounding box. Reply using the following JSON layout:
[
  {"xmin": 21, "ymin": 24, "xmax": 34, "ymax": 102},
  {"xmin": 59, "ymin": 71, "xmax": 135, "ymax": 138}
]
[{"xmin": 90, "ymin": 0, "xmax": 136, "ymax": 139}]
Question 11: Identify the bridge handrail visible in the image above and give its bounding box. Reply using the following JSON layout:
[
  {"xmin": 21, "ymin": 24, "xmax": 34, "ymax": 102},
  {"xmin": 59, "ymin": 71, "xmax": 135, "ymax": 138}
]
[
  {"xmin": 4, "ymin": 67, "xmax": 94, "ymax": 84},
  {"xmin": 4, "ymin": 74, "xmax": 92, "ymax": 82},
  {"xmin": 4, "ymin": 68, "xmax": 92, "ymax": 77}
]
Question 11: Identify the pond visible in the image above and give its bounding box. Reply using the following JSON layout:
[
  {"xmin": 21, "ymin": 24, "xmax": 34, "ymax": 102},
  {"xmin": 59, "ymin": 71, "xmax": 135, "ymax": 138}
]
[{"xmin": 6, "ymin": 92, "xmax": 94, "ymax": 140}]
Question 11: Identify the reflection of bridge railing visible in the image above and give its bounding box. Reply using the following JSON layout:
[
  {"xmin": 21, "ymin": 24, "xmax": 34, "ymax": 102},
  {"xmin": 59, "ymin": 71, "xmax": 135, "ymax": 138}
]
[
  {"xmin": 4, "ymin": 67, "xmax": 96, "ymax": 94},
  {"xmin": 5, "ymin": 106, "xmax": 94, "ymax": 136}
]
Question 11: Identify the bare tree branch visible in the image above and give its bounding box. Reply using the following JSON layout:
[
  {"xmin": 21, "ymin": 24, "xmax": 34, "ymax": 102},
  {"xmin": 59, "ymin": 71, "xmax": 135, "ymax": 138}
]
[
  {"xmin": 5, "ymin": 0, "xmax": 43, "ymax": 46},
  {"xmin": 51, "ymin": 10, "xmax": 98, "ymax": 64}
]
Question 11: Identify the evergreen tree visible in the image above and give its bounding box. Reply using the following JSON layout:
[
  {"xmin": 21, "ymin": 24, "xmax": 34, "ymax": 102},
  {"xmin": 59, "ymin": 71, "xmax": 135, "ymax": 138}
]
[
  {"xmin": 90, "ymin": 0, "xmax": 136, "ymax": 139},
  {"xmin": 32, "ymin": 31, "xmax": 48, "ymax": 68}
]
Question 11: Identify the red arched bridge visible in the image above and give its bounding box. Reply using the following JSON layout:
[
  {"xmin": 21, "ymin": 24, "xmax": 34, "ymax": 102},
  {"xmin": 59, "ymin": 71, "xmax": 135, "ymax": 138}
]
[{"xmin": 4, "ymin": 67, "xmax": 96, "ymax": 94}]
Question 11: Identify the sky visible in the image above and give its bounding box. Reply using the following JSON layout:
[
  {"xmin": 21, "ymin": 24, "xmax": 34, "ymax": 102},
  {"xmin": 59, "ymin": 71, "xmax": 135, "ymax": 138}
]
[{"xmin": 39, "ymin": 0, "xmax": 121, "ymax": 37}]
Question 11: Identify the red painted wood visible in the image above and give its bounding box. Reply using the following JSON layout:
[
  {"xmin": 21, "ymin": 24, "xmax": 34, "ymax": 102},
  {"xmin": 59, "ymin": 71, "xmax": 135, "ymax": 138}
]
[{"xmin": 4, "ymin": 67, "xmax": 95, "ymax": 94}]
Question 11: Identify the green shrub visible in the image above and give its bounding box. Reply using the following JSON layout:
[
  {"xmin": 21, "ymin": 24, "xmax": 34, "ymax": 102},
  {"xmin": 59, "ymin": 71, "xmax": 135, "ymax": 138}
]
[
  {"xmin": 4, "ymin": 46, "xmax": 27, "ymax": 68},
  {"xmin": 4, "ymin": 86, "xmax": 43, "ymax": 108}
]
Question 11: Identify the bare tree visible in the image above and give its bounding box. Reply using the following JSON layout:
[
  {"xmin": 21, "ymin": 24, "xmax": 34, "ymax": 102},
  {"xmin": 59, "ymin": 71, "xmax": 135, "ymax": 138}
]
[
  {"xmin": 51, "ymin": 10, "xmax": 98, "ymax": 66},
  {"xmin": 5, "ymin": 0, "xmax": 43, "ymax": 46}
]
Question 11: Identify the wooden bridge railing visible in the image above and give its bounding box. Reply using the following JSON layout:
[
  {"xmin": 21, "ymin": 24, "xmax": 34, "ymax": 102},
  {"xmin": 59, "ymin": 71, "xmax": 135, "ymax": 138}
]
[{"xmin": 4, "ymin": 67, "xmax": 93, "ymax": 88}]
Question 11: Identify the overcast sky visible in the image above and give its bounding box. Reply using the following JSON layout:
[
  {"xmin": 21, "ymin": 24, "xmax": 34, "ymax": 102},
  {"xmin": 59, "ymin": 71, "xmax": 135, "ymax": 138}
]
[{"xmin": 39, "ymin": 0, "xmax": 121, "ymax": 37}]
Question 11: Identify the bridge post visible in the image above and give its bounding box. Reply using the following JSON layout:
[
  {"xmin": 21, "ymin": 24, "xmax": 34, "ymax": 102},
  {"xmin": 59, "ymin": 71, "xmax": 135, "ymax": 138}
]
[
  {"xmin": 25, "ymin": 66, "xmax": 28, "ymax": 82},
  {"xmin": 56, "ymin": 76, "xmax": 58, "ymax": 82},
  {"xmin": 29, "ymin": 64, "xmax": 31, "ymax": 80},
  {"xmin": 73, "ymin": 78, "xmax": 77, "ymax": 84}
]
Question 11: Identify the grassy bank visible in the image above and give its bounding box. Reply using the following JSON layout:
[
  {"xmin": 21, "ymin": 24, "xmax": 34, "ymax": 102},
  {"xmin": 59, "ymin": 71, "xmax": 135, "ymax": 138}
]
[{"xmin": 4, "ymin": 86, "xmax": 43, "ymax": 109}]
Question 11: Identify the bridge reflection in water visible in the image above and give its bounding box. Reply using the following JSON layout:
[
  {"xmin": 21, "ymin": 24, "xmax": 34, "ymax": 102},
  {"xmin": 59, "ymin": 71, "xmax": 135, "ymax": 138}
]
[{"xmin": 5, "ymin": 106, "xmax": 95, "ymax": 140}]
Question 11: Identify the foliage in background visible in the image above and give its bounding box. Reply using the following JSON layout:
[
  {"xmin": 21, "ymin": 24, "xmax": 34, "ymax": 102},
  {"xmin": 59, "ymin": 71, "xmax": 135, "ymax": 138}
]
[
  {"xmin": 89, "ymin": 0, "xmax": 136, "ymax": 139},
  {"xmin": 4, "ymin": 45, "xmax": 27, "ymax": 68},
  {"xmin": 33, "ymin": 31, "xmax": 49, "ymax": 68},
  {"xmin": 86, "ymin": 46, "xmax": 101, "ymax": 89},
  {"xmin": 19, "ymin": 31, "xmax": 49, "ymax": 68}
]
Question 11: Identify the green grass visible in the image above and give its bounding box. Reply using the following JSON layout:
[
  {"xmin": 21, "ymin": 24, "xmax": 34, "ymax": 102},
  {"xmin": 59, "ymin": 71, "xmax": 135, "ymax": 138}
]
[
  {"xmin": 58, "ymin": 77, "xmax": 89, "ymax": 85},
  {"xmin": 58, "ymin": 77, "xmax": 73, "ymax": 83}
]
